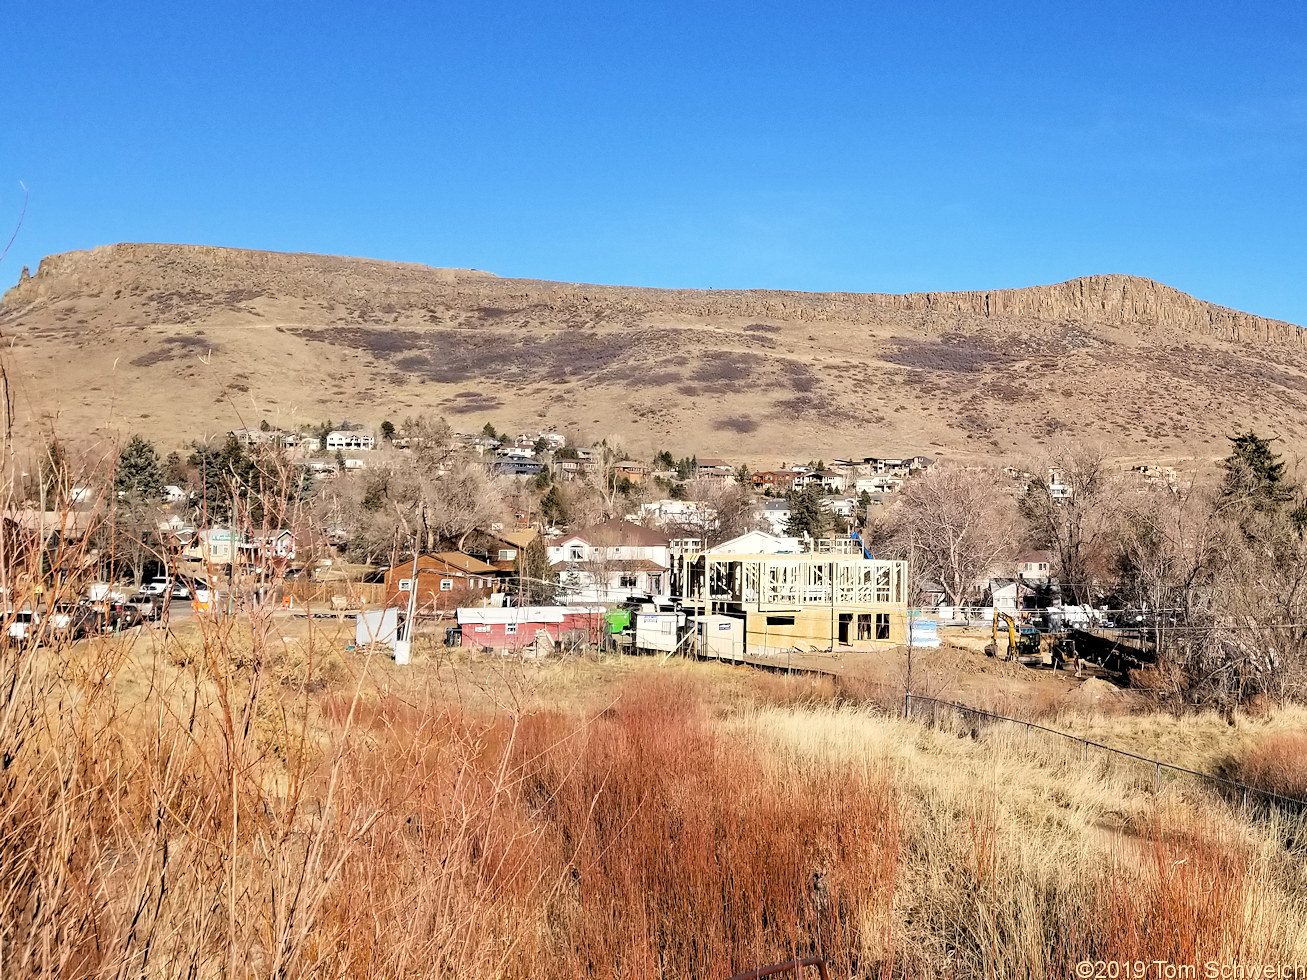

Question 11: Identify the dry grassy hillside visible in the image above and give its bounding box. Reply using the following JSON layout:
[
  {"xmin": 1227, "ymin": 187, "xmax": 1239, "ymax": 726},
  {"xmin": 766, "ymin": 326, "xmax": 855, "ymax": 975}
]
[{"xmin": 3, "ymin": 242, "xmax": 1305, "ymax": 462}]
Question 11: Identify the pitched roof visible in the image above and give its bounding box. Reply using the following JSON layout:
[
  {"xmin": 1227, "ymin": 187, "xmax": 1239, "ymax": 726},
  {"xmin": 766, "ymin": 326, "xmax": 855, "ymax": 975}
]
[
  {"xmin": 432, "ymin": 551, "xmax": 500, "ymax": 574},
  {"xmin": 555, "ymin": 521, "xmax": 669, "ymax": 548}
]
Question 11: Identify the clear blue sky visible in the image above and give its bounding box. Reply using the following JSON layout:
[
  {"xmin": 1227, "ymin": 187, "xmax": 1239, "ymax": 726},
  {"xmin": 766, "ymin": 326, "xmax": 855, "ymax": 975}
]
[{"xmin": 3, "ymin": 1, "xmax": 1305, "ymax": 322}]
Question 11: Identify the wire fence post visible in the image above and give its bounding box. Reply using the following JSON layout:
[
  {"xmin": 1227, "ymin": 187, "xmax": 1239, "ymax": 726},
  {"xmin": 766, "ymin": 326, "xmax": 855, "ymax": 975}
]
[
  {"xmin": 1155, "ymin": 762, "xmax": 1160, "ymax": 794},
  {"xmin": 904, "ymin": 691, "xmax": 910, "ymax": 719}
]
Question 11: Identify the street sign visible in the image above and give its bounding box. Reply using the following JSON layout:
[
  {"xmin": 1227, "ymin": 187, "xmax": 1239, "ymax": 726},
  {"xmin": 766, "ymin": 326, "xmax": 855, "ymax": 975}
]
[{"xmin": 398, "ymin": 579, "xmax": 413, "ymax": 592}]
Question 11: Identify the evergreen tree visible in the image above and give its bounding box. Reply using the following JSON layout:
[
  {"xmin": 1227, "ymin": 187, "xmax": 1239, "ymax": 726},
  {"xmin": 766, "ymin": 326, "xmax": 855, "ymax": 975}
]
[
  {"xmin": 784, "ymin": 486, "xmax": 830, "ymax": 540},
  {"xmin": 40, "ymin": 438, "xmax": 67, "ymax": 501},
  {"xmin": 164, "ymin": 451, "xmax": 187, "ymax": 485},
  {"xmin": 1220, "ymin": 431, "xmax": 1307, "ymax": 531},
  {"xmin": 541, "ymin": 484, "xmax": 567, "ymax": 526},
  {"xmin": 380, "ymin": 420, "xmax": 396, "ymax": 442},
  {"xmin": 115, "ymin": 435, "xmax": 164, "ymax": 499},
  {"xmin": 513, "ymin": 536, "xmax": 558, "ymax": 604},
  {"xmin": 1221, "ymin": 432, "xmax": 1294, "ymax": 508}
]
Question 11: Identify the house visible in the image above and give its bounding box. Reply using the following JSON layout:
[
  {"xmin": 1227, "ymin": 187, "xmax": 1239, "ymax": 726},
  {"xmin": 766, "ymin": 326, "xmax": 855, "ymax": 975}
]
[
  {"xmin": 638, "ymin": 499, "xmax": 717, "ymax": 528},
  {"xmin": 247, "ymin": 530, "xmax": 298, "ymax": 562},
  {"xmin": 555, "ymin": 450, "xmax": 600, "ymax": 480},
  {"xmin": 854, "ymin": 475, "xmax": 902, "ymax": 494},
  {"xmin": 1016, "ymin": 550, "xmax": 1055, "ymax": 581},
  {"xmin": 547, "ymin": 521, "xmax": 671, "ymax": 602},
  {"xmin": 325, "ymin": 430, "xmax": 376, "ymax": 451},
  {"xmin": 989, "ymin": 578, "xmax": 1041, "ymax": 614},
  {"xmin": 496, "ymin": 446, "xmax": 535, "ymax": 460},
  {"xmin": 462, "ymin": 528, "xmax": 539, "ymax": 573},
  {"xmin": 491, "ymin": 459, "xmax": 544, "ymax": 477},
  {"xmin": 163, "ymin": 484, "xmax": 188, "ymax": 503},
  {"xmin": 750, "ymin": 470, "xmax": 797, "ymax": 493},
  {"xmin": 456, "ymin": 605, "xmax": 606, "ymax": 650},
  {"xmin": 796, "ymin": 469, "xmax": 847, "ymax": 492},
  {"xmin": 614, "ymin": 461, "xmax": 649, "ymax": 484},
  {"xmin": 383, "ymin": 552, "xmax": 503, "ymax": 612},
  {"xmin": 822, "ymin": 496, "xmax": 858, "ymax": 519},
  {"xmin": 182, "ymin": 527, "xmax": 245, "ymax": 566},
  {"xmin": 342, "ymin": 458, "xmax": 366, "ymax": 470},
  {"xmin": 672, "ymin": 550, "xmax": 910, "ymax": 652},
  {"xmin": 708, "ymin": 530, "xmax": 803, "ymax": 555},
  {"xmin": 758, "ymin": 499, "xmax": 792, "ymax": 536},
  {"xmin": 696, "ymin": 457, "xmax": 735, "ymax": 479}
]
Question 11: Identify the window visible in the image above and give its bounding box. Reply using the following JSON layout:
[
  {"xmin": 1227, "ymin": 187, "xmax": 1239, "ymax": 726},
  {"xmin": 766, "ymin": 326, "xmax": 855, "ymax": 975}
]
[
  {"xmin": 440, "ymin": 580, "xmax": 454, "ymax": 592},
  {"xmin": 505, "ymin": 624, "xmax": 517, "ymax": 635},
  {"xmin": 857, "ymin": 614, "xmax": 874, "ymax": 641},
  {"xmin": 499, "ymin": 549, "xmax": 516, "ymax": 561},
  {"xmin": 569, "ymin": 546, "xmax": 584, "ymax": 560},
  {"xmin": 875, "ymin": 613, "xmax": 890, "ymax": 640},
  {"xmin": 619, "ymin": 574, "xmax": 638, "ymax": 588}
]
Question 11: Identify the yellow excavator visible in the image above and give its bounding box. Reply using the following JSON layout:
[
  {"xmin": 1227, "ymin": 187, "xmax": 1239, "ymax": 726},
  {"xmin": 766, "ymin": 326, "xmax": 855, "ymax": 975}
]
[
  {"xmin": 992, "ymin": 608, "xmax": 1078, "ymax": 669},
  {"xmin": 992, "ymin": 609, "xmax": 1039, "ymax": 661}
]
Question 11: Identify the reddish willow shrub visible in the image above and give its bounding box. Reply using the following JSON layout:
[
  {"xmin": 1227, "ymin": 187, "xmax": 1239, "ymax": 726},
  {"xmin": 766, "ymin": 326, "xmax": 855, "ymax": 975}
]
[{"xmin": 512, "ymin": 676, "xmax": 902, "ymax": 979}]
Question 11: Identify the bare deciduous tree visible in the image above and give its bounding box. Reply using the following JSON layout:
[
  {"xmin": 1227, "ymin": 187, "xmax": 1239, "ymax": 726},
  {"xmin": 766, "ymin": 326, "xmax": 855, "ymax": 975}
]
[
  {"xmin": 1020, "ymin": 444, "xmax": 1121, "ymax": 605},
  {"xmin": 895, "ymin": 465, "xmax": 1015, "ymax": 608}
]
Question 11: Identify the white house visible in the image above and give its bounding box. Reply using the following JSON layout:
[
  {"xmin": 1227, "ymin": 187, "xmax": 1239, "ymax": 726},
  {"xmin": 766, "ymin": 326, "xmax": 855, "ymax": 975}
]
[
  {"xmin": 547, "ymin": 522, "xmax": 671, "ymax": 602},
  {"xmin": 758, "ymin": 498, "xmax": 792, "ymax": 536},
  {"xmin": 325, "ymin": 431, "xmax": 376, "ymax": 451},
  {"xmin": 822, "ymin": 496, "xmax": 858, "ymax": 519},
  {"xmin": 638, "ymin": 499, "xmax": 718, "ymax": 527}
]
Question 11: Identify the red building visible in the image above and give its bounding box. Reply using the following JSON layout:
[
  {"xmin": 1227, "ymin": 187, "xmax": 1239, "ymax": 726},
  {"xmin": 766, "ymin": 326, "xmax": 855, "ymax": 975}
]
[
  {"xmin": 456, "ymin": 605, "xmax": 607, "ymax": 650},
  {"xmin": 751, "ymin": 470, "xmax": 797, "ymax": 492}
]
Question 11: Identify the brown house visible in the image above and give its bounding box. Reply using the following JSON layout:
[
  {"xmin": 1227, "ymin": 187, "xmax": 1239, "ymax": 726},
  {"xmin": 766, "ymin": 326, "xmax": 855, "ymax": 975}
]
[
  {"xmin": 383, "ymin": 552, "xmax": 504, "ymax": 612},
  {"xmin": 751, "ymin": 470, "xmax": 797, "ymax": 492},
  {"xmin": 462, "ymin": 528, "xmax": 541, "ymax": 573}
]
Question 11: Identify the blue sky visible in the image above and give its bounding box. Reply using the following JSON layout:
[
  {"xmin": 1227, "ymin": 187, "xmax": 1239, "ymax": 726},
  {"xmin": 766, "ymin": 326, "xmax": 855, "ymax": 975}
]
[{"xmin": 2, "ymin": 1, "xmax": 1305, "ymax": 321}]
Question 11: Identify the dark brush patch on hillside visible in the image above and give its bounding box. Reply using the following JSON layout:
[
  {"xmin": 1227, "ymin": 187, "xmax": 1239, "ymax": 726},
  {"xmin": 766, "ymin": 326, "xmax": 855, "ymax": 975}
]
[
  {"xmin": 292, "ymin": 325, "xmax": 694, "ymax": 387},
  {"xmin": 881, "ymin": 334, "xmax": 1013, "ymax": 373},
  {"xmin": 714, "ymin": 416, "xmax": 760, "ymax": 434}
]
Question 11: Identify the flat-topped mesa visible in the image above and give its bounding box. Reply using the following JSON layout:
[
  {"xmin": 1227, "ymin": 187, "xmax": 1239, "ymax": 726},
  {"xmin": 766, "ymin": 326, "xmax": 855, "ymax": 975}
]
[
  {"xmin": 4, "ymin": 243, "xmax": 1299, "ymax": 346},
  {"xmin": 2, "ymin": 242, "xmax": 498, "ymax": 307}
]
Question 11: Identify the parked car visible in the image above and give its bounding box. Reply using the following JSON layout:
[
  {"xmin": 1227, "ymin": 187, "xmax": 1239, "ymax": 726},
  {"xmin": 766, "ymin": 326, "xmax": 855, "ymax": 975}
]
[
  {"xmin": 49, "ymin": 604, "xmax": 96, "ymax": 641},
  {"xmin": 140, "ymin": 578, "xmax": 171, "ymax": 597},
  {"xmin": 128, "ymin": 594, "xmax": 163, "ymax": 622},
  {"xmin": 8, "ymin": 608, "xmax": 41, "ymax": 645},
  {"xmin": 107, "ymin": 602, "xmax": 143, "ymax": 630}
]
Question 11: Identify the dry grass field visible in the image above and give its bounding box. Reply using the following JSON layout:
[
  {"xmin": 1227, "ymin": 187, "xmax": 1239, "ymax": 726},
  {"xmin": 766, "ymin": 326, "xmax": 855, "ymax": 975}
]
[
  {"xmin": 6, "ymin": 613, "xmax": 1306, "ymax": 979},
  {"xmin": 4, "ymin": 243, "xmax": 1307, "ymax": 463}
]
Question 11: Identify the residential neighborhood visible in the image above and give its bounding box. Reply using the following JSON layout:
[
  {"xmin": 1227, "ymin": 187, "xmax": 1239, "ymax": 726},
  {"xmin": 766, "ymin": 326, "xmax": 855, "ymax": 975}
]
[{"xmin": 6, "ymin": 411, "xmax": 1203, "ymax": 664}]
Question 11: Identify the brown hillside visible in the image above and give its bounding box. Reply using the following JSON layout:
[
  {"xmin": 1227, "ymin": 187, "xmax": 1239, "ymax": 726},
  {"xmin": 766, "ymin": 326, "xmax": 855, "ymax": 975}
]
[{"xmin": 2, "ymin": 242, "xmax": 1303, "ymax": 463}]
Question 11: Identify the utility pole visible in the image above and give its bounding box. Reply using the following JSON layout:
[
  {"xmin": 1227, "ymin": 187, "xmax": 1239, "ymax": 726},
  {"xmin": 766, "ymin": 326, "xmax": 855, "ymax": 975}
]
[{"xmin": 395, "ymin": 543, "xmax": 420, "ymax": 665}]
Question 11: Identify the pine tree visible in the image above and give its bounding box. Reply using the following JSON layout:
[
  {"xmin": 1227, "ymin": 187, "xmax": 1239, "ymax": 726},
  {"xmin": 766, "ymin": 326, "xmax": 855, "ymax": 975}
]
[
  {"xmin": 115, "ymin": 435, "xmax": 164, "ymax": 499},
  {"xmin": 784, "ymin": 486, "xmax": 830, "ymax": 540}
]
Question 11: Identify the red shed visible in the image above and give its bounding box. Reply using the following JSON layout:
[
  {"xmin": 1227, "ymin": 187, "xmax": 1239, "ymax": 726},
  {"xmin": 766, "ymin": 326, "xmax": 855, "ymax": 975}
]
[{"xmin": 456, "ymin": 605, "xmax": 606, "ymax": 650}]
